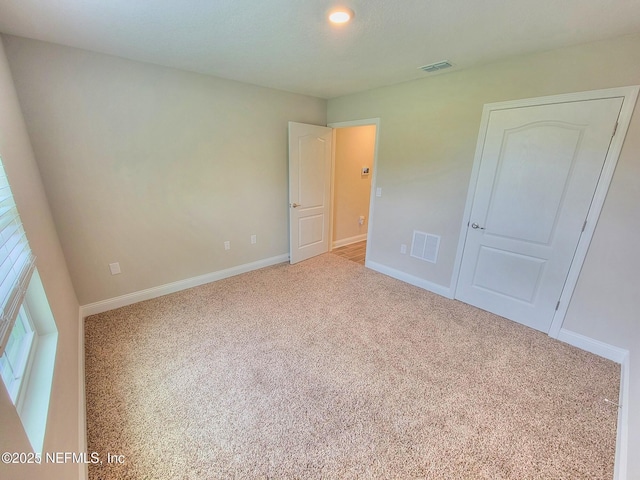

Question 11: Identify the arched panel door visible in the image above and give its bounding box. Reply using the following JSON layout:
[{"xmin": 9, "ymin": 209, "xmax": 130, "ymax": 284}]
[{"xmin": 456, "ymin": 98, "xmax": 622, "ymax": 332}]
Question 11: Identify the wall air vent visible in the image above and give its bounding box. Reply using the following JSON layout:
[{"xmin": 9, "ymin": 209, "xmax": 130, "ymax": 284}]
[
  {"xmin": 410, "ymin": 231, "xmax": 440, "ymax": 263},
  {"xmin": 418, "ymin": 61, "xmax": 453, "ymax": 73}
]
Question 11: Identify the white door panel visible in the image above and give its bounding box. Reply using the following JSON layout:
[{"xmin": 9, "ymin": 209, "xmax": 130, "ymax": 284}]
[
  {"xmin": 299, "ymin": 214, "xmax": 324, "ymax": 247},
  {"xmin": 473, "ymin": 246, "xmax": 546, "ymax": 303},
  {"xmin": 485, "ymin": 123, "xmax": 582, "ymax": 244},
  {"xmin": 289, "ymin": 122, "xmax": 332, "ymax": 264},
  {"xmin": 456, "ymin": 98, "xmax": 623, "ymax": 332}
]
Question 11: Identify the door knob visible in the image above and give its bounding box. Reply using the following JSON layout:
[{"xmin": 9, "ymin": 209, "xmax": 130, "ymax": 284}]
[
  {"xmin": 471, "ymin": 223, "xmax": 485, "ymax": 230},
  {"xmin": 291, "ymin": 203, "xmax": 301, "ymax": 208}
]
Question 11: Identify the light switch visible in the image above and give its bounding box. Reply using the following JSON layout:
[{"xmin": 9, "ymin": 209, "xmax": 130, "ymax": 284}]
[{"xmin": 376, "ymin": 187, "xmax": 382, "ymax": 197}]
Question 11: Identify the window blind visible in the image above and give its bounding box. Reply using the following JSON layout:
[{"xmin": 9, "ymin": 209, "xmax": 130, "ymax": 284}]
[{"xmin": 0, "ymin": 159, "xmax": 36, "ymax": 356}]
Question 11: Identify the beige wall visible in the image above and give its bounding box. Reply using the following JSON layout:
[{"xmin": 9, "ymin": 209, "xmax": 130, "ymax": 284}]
[
  {"xmin": 3, "ymin": 35, "xmax": 327, "ymax": 305},
  {"xmin": 0, "ymin": 38, "xmax": 81, "ymax": 480},
  {"xmin": 328, "ymin": 33, "xmax": 640, "ymax": 477},
  {"xmin": 332, "ymin": 125, "xmax": 375, "ymax": 245}
]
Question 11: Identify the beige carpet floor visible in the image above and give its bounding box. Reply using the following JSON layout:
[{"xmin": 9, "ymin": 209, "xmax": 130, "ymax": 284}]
[{"xmin": 85, "ymin": 254, "xmax": 620, "ymax": 479}]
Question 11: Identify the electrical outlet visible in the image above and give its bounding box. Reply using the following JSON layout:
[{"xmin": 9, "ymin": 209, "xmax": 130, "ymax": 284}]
[
  {"xmin": 224, "ymin": 241, "xmax": 231, "ymax": 250},
  {"xmin": 109, "ymin": 262, "xmax": 121, "ymax": 275},
  {"xmin": 250, "ymin": 234, "xmax": 257, "ymax": 244},
  {"xmin": 400, "ymin": 244, "xmax": 407, "ymax": 254}
]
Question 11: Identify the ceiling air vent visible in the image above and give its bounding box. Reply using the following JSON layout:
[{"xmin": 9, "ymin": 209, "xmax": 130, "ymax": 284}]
[{"xmin": 418, "ymin": 61, "xmax": 453, "ymax": 73}]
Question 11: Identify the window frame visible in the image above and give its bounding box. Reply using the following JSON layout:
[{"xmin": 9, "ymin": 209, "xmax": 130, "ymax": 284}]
[{"xmin": 1, "ymin": 303, "xmax": 38, "ymax": 408}]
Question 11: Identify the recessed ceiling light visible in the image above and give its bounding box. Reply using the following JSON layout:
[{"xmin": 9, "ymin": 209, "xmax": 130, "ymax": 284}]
[{"xmin": 329, "ymin": 8, "xmax": 354, "ymax": 24}]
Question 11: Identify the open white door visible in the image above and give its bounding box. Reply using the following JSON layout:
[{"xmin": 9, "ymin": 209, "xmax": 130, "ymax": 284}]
[
  {"xmin": 456, "ymin": 97, "xmax": 623, "ymax": 333},
  {"xmin": 288, "ymin": 122, "xmax": 332, "ymax": 264}
]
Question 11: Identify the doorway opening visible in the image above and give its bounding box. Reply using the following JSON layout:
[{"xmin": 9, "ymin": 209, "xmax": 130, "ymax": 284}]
[
  {"xmin": 287, "ymin": 119, "xmax": 379, "ymax": 265},
  {"xmin": 330, "ymin": 124, "xmax": 377, "ymax": 265}
]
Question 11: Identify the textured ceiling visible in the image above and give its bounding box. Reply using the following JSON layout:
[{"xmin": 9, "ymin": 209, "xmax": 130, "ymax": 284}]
[{"xmin": 0, "ymin": 0, "xmax": 639, "ymax": 98}]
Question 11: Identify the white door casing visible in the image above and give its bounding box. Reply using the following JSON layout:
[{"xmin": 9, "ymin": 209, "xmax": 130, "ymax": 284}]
[
  {"xmin": 455, "ymin": 97, "xmax": 623, "ymax": 333},
  {"xmin": 288, "ymin": 122, "xmax": 332, "ymax": 264}
]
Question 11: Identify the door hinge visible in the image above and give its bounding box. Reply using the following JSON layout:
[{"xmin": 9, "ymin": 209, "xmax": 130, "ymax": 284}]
[
  {"xmin": 581, "ymin": 219, "xmax": 587, "ymax": 232},
  {"xmin": 612, "ymin": 121, "xmax": 618, "ymax": 138},
  {"xmin": 555, "ymin": 300, "xmax": 561, "ymax": 311}
]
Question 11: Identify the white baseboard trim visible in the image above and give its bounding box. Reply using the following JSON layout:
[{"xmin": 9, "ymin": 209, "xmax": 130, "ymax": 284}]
[
  {"xmin": 80, "ymin": 254, "xmax": 289, "ymax": 317},
  {"xmin": 332, "ymin": 234, "xmax": 367, "ymax": 249},
  {"xmin": 556, "ymin": 329, "xmax": 629, "ymax": 480},
  {"xmin": 556, "ymin": 328, "xmax": 629, "ymax": 364},
  {"xmin": 614, "ymin": 351, "xmax": 630, "ymax": 480},
  {"xmin": 365, "ymin": 260, "xmax": 454, "ymax": 299},
  {"xmin": 78, "ymin": 309, "xmax": 88, "ymax": 480}
]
